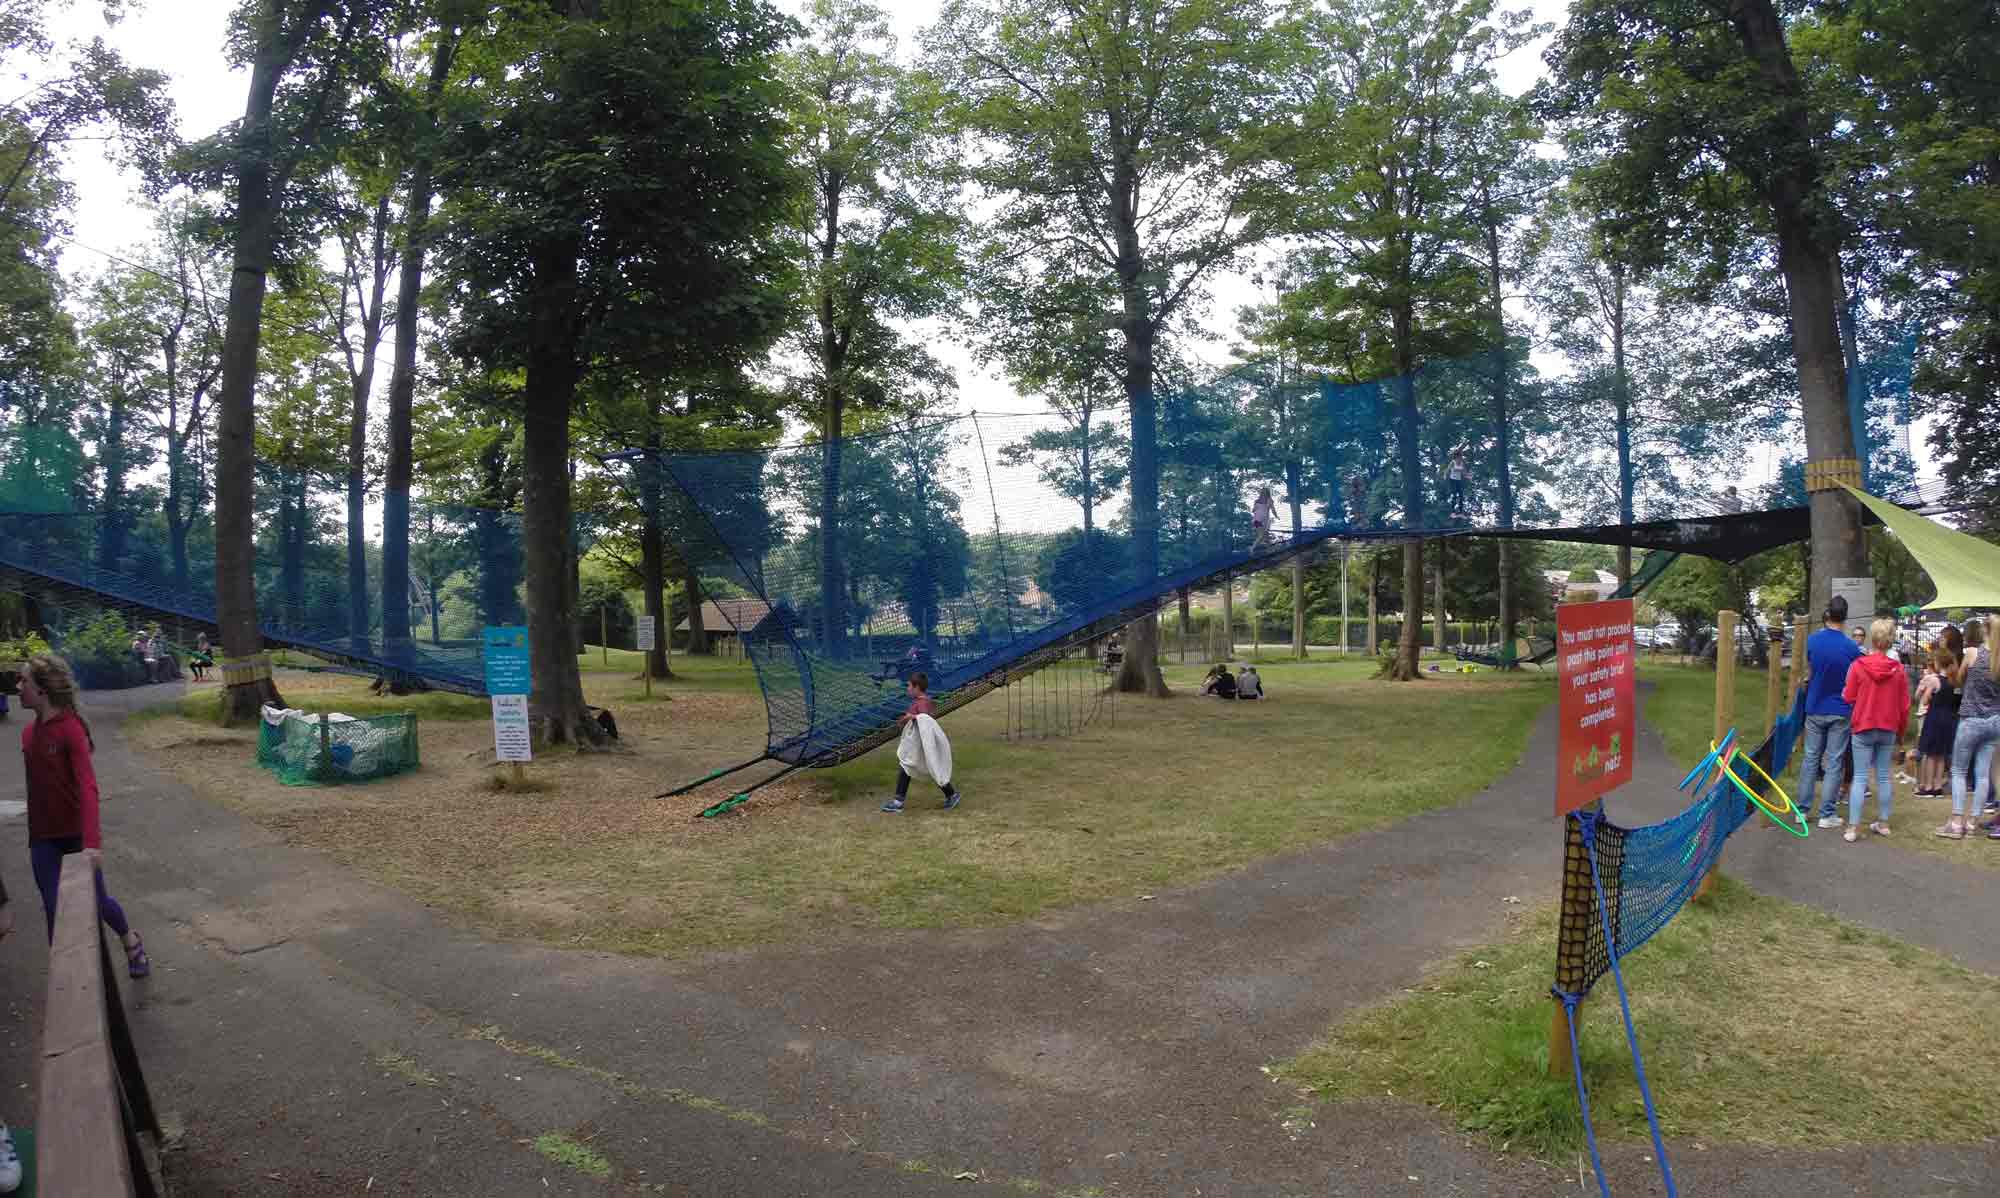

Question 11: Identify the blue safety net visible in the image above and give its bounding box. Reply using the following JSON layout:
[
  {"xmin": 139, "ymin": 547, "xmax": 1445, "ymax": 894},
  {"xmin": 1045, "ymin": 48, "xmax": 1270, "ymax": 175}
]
[
  {"xmin": 0, "ymin": 421, "xmax": 597, "ymax": 693},
  {"xmin": 0, "ymin": 335, "xmax": 1921, "ymax": 711},
  {"xmin": 616, "ymin": 342, "xmax": 1920, "ymax": 766},
  {"xmin": 1557, "ymin": 687, "xmax": 1805, "ymax": 1001}
]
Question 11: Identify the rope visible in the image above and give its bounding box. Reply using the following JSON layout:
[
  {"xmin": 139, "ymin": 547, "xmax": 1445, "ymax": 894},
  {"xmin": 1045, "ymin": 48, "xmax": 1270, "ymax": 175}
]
[
  {"xmin": 1579, "ymin": 809, "xmax": 1680, "ymax": 1198},
  {"xmin": 1556, "ymin": 989, "xmax": 1613, "ymax": 1198},
  {"xmin": 653, "ymin": 753, "xmax": 771, "ymax": 800}
]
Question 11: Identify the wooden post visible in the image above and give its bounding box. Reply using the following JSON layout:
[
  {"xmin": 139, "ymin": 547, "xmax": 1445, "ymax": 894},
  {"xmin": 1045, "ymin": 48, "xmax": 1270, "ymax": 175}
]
[
  {"xmin": 1791, "ymin": 617, "xmax": 1810, "ymax": 700},
  {"xmin": 1697, "ymin": 610, "xmax": 1738, "ymax": 900},
  {"xmin": 510, "ymin": 762, "xmax": 525, "ymax": 788},
  {"xmin": 1714, "ymin": 610, "xmax": 1738, "ymax": 745},
  {"xmin": 1549, "ymin": 807, "xmax": 1601, "ymax": 1078},
  {"xmin": 601, "ymin": 606, "xmax": 608, "ymax": 666},
  {"xmin": 1765, "ymin": 618, "xmax": 1785, "ymax": 733}
]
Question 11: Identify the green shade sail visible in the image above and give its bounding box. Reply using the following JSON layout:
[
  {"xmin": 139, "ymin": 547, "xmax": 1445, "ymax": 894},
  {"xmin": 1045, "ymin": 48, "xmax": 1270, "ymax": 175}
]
[{"xmin": 1845, "ymin": 486, "xmax": 2000, "ymax": 612}]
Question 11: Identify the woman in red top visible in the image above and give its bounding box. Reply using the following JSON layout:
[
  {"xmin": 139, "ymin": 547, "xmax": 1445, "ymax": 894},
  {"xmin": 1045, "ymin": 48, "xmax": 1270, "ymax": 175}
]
[
  {"xmin": 19, "ymin": 654, "xmax": 148, "ymax": 976},
  {"xmin": 1840, "ymin": 619, "xmax": 1914, "ymax": 842}
]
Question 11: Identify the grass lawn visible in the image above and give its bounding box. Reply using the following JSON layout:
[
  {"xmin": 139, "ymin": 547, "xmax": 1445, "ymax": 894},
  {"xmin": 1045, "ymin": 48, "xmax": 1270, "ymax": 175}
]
[
  {"xmin": 1279, "ymin": 875, "xmax": 2000, "ymax": 1155},
  {"xmin": 128, "ymin": 649, "xmax": 1553, "ymax": 956}
]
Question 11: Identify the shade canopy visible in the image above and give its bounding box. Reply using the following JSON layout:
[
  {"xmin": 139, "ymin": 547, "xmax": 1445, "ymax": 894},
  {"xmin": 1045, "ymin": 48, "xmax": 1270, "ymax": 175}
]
[{"xmin": 1845, "ymin": 486, "xmax": 2000, "ymax": 612}]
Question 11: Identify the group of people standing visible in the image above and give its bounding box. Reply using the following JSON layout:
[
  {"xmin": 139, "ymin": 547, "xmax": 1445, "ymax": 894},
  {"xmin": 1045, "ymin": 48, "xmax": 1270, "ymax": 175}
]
[{"xmin": 1793, "ymin": 594, "xmax": 1999, "ymax": 843}]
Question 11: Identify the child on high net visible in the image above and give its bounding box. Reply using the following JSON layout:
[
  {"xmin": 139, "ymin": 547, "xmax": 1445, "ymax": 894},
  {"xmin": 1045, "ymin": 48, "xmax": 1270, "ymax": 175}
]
[
  {"xmin": 1842, "ymin": 618, "xmax": 1913, "ymax": 842},
  {"xmin": 18, "ymin": 653, "xmax": 150, "ymax": 975},
  {"xmin": 882, "ymin": 672, "xmax": 961, "ymax": 814}
]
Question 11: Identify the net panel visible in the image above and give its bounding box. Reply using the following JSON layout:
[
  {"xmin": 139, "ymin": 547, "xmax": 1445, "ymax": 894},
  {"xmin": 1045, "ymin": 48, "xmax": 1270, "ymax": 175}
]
[
  {"xmin": 1556, "ymin": 687, "xmax": 1806, "ymax": 999},
  {"xmin": 256, "ymin": 706, "xmax": 420, "ymax": 786},
  {"xmin": 627, "ymin": 343, "xmax": 1917, "ymax": 765}
]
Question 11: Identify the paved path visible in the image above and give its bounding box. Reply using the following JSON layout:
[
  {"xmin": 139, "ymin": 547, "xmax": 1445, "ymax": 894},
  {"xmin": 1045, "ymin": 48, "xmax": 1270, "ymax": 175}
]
[{"xmin": 0, "ymin": 680, "xmax": 1994, "ymax": 1196}]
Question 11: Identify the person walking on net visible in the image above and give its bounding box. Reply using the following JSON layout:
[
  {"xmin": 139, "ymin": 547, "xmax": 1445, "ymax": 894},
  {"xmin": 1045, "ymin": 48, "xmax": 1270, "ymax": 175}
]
[
  {"xmin": 882, "ymin": 671, "xmax": 961, "ymax": 813},
  {"xmin": 1250, "ymin": 486, "xmax": 1276, "ymax": 548},
  {"xmin": 1798, "ymin": 595, "xmax": 1865, "ymax": 829},
  {"xmin": 1445, "ymin": 450, "xmax": 1470, "ymax": 519}
]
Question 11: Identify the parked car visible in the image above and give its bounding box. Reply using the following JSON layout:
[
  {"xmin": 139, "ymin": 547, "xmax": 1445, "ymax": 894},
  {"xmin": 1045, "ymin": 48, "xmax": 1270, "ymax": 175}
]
[{"xmin": 1633, "ymin": 626, "xmax": 1656, "ymax": 648}]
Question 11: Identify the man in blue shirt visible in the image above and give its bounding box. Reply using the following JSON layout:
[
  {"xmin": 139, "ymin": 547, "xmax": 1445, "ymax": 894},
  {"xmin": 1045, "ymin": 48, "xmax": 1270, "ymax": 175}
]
[{"xmin": 1799, "ymin": 594, "xmax": 1865, "ymax": 826}]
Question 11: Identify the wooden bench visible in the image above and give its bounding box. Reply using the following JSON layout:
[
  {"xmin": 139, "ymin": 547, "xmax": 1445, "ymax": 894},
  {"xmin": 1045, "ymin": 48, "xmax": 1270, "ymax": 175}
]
[{"xmin": 38, "ymin": 854, "xmax": 162, "ymax": 1197}]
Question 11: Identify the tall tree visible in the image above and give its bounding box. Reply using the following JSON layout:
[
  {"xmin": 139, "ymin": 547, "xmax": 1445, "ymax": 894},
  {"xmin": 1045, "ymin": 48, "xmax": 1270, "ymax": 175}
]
[
  {"xmin": 324, "ymin": 172, "xmax": 396, "ymax": 648},
  {"xmin": 1542, "ymin": 0, "xmax": 1870, "ymax": 620},
  {"xmin": 933, "ymin": 0, "xmax": 1288, "ymax": 697},
  {"xmin": 1285, "ymin": 0, "xmax": 1539, "ymax": 680},
  {"xmin": 783, "ymin": 0, "xmax": 964, "ymax": 659},
  {"xmin": 199, "ymin": 0, "xmax": 395, "ymax": 722},
  {"xmin": 434, "ymin": 0, "xmax": 794, "ymax": 744},
  {"xmin": 381, "ymin": 12, "xmax": 465, "ymax": 662}
]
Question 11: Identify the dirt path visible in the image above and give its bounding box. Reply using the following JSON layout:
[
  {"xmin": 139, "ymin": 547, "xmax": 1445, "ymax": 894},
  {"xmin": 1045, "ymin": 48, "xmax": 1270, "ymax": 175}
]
[{"xmin": 0, "ymin": 681, "xmax": 1994, "ymax": 1195}]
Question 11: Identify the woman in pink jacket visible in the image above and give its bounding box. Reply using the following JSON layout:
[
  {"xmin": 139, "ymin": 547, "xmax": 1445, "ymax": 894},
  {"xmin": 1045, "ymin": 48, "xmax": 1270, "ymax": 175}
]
[{"xmin": 1842, "ymin": 618, "xmax": 1914, "ymax": 842}]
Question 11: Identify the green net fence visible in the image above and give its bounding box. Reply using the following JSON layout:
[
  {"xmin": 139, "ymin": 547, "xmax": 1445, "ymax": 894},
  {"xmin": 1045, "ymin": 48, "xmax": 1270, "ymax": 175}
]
[{"xmin": 256, "ymin": 706, "xmax": 420, "ymax": 786}]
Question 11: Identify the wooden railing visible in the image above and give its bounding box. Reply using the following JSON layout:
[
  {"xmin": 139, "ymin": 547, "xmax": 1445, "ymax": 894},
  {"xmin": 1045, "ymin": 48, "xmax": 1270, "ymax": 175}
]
[{"xmin": 38, "ymin": 854, "xmax": 162, "ymax": 1197}]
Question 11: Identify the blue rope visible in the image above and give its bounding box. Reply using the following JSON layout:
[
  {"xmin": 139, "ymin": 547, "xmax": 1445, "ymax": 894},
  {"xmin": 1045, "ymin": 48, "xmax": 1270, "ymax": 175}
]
[
  {"xmin": 1579, "ymin": 809, "xmax": 1680, "ymax": 1198},
  {"xmin": 1556, "ymin": 988, "xmax": 1612, "ymax": 1198}
]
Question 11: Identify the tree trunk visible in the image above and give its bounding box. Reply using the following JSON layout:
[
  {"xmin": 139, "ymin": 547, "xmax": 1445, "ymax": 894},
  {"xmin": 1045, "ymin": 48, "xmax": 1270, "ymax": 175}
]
[
  {"xmin": 1112, "ymin": 215, "xmax": 1167, "ymax": 696},
  {"xmin": 1434, "ymin": 538, "xmax": 1447, "ymax": 653},
  {"xmin": 381, "ymin": 27, "xmax": 458, "ymax": 663},
  {"xmin": 1484, "ymin": 197, "xmax": 1519, "ymax": 664},
  {"xmin": 1367, "ymin": 553, "xmax": 1379, "ymax": 656},
  {"xmin": 344, "ymin": 195, "xmax": 390, "ymax": 649},
  {"xmin": 1390, "ymin": 352, "xmax": 1424, "ymax": 680},
  {"xmin": 1612, "ymin": 264, "xmax": 1635, "ymax": 590},
  {"xmin": 638, "ymin": 441, "xmax": 673, "ymax": 680},
  {"xmin": 96, "ymin": 387, "xmax": 130, "ymax": 572},
  {"xmin": 1729, "ymin": 0, "xmax": 1868, "ymax": 614},
  {"xmin": 521, "ymin": 248, "xmax": 599, "ymax": 746},
  {"xmin": 1287, "ymin": 460, "xmax": 1305, "ymax": 659},
  {"xmin": 683, "ymin": 564, "xmax": 709, "ymax": 655},
  {"xmin": 1221, "ymin": 576, "xmax": 1234, "ymax": 662},
  {"xmin": 1177, "ymin": 587, "xmax": 1190, "ymax": 662},
  {"xmin": 213, "ymin": 25, "xmax": 303, "ymax": 723}
]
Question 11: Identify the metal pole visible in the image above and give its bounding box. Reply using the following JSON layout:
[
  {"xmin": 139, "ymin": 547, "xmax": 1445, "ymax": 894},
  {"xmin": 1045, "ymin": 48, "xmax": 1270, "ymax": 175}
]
[{"xmin": 1341, "ymin": 541, "xmax": 1349, "ymax": 654}]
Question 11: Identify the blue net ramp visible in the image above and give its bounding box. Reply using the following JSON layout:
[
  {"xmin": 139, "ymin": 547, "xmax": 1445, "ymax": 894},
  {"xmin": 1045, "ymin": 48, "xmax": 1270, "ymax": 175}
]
[{"xmin": 622, "ymin": 343, "xmax": 1921, "ymax": 771}]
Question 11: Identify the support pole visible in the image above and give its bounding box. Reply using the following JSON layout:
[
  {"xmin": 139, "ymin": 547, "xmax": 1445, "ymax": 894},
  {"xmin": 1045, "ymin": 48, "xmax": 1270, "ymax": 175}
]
[
  {"xmin": 601, "ymin": 606, "xmax": 608, "ymax": 666},
  {"xmin": 1549, "ymin": 807, "xmax": 1599, "ymax": 1078},
  {"xmin": 1341, "ymin": 540, "xmax": 1350, "ymax": 655},
  {"xmin": 1697, "ymin": 609, "xmax": 1738, "ymax": 901},
  {"xmin": 1764, "ymin": 616, "xmax": 1784, "ymax": 733},
  {"xmin": 1790, "ymin": 617, "xmax": 1810, "ymax": 709}
]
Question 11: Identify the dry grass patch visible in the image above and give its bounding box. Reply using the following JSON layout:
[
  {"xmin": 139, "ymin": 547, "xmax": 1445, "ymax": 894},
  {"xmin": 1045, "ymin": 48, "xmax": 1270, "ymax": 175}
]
[
  {"xmin": 1280, "ymin": 876, "xmax": 2000, "ymax": 1155},
  {"xmin": 129, "ymin": 654, "xmax": 1552, "ymax": 956}
]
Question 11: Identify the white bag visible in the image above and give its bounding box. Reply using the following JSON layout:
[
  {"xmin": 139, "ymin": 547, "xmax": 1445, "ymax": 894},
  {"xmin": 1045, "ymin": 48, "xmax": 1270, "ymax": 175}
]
[{"xmin": 896, "ymin": 713, "xmax": 953, "ymax": 788}]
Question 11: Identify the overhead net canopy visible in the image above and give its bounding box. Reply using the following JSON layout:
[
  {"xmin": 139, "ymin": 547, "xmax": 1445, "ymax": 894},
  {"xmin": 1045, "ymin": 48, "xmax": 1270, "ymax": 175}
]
[{"xmin": 616, "ymin": 342, "xmax": 1921, "ymax": 766}]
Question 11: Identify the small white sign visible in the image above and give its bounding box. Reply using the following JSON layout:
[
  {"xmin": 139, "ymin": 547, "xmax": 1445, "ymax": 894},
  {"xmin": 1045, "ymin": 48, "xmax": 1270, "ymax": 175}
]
[
  {"xmin": 636, "ymin": 615, "xmax": 657, "ymax": 652},
  {"xmin": 1830, "ymin": 576, "xmax": 1877, "ymax": 622},
  {"xmin": 491, "ymin": 693, "xmax": 533, "ymax": 762}
]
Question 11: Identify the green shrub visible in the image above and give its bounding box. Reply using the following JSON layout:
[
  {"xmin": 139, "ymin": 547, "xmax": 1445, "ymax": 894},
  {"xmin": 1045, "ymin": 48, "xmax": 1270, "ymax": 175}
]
[
  {"xmin": 56, "ymin": 611, "xmax": 149, "ymax": 689},
  {"xmin": 0, "ymin": 631, "xmax": 50, "ymax": 662}
]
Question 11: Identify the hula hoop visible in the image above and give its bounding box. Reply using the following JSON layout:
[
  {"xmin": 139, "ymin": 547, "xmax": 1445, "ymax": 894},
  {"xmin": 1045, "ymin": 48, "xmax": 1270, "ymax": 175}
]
[{"xmin": 1718, "ymin": 743, "xmax": 1810, "ymax": 838}]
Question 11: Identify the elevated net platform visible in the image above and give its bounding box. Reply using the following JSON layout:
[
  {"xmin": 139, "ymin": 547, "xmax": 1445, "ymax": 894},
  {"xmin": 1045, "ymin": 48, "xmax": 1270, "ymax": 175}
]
[{"xmin": 619, "ymin": 341, "xmax": 1920, "ymax": 769}]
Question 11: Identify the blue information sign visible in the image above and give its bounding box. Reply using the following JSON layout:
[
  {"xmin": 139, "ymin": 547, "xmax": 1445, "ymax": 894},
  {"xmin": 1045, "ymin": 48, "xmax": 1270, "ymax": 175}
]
[{"xmin": 482, "ymin": 626, "xmax": 532, "ymax": 695}]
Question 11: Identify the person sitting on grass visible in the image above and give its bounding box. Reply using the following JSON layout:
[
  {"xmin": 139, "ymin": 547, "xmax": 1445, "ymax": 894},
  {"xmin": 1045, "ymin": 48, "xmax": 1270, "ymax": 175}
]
[
  {"xmin": 1200, "ymin": 660, "xmax": 1232, "ymax": 700},
  {"xmin": 1236, "ymin": 664, "xmax": 1263, "ymax": 700},
  {"xmin": 882, "ymin": 672, "xmax": 961, "ymax": 814},
  {"xmin": 1842, "ymin": 617, "xmax": 1912, "ymax": 843}
]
